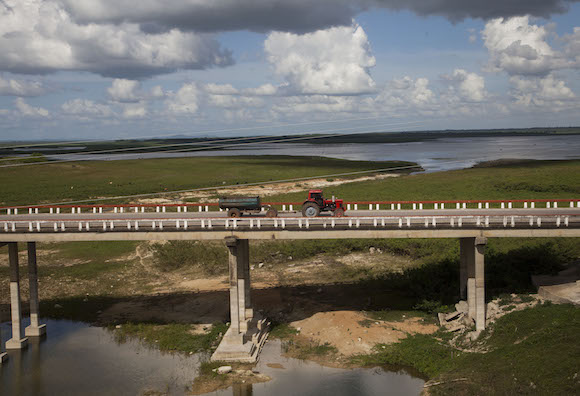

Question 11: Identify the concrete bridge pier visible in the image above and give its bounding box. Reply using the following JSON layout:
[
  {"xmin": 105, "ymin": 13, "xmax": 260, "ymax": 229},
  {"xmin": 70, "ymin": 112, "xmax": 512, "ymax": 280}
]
[
  {"xmin": 211, "ymin": 237, "xmax": 269, "ymax": 362},
  {"xmin": 6, "ymin": 242, "xmax": 28, "ymax": 350},
  {"xmin": 0, "ymin": 333, "xmax": 6, "ymax": 363},
  {"xmin": 460, "ymin": 237, "xmax": 487, "ymax": 331},
  {"xmin": 25, "ymin": 242, "xmax": 46, "ymax": 337}
]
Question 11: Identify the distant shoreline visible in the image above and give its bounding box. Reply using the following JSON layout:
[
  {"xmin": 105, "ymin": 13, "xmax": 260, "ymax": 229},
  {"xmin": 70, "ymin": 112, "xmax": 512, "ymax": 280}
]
[{"xmin": 1, "ymin": 127, "xmax": 579, "ymax": 156}]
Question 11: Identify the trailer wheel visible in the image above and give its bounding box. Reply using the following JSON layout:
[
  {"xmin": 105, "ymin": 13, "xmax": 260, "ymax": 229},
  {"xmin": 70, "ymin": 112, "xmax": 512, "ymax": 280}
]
[
  {"xmin": 266, "ymin": 207, "xmax": 278, "ymax": 218},
  {"xmin": 302, "ymin": 202, "xmax": 320, "ymax": 218},
  {"xmin": 334, "ymin": 208, "xmax": 345, "ymax": 217},
  {"xmin": 228, "ymin": 208, "xmax": 241, "ymax": 218}
]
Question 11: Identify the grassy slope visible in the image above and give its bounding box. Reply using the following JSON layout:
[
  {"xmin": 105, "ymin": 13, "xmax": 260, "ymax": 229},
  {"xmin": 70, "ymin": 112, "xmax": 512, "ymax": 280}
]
[
  {"xmin": 267, "ymin": 159, "xmax": 580, "ymax": 202},
  {"xmin": 356, "ymin": 304, "xmax": 580, "ymax": 396},
  {"xmin": 0, "ymin": 156, "xmax": 414, "ymax": 205}
]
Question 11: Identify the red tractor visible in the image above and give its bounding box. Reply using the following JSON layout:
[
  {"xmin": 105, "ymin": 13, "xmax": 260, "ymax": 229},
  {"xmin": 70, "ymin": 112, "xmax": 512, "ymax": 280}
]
[{"xmin": 301, "ymin": 189, "xmax": 345, "ymax": 218}]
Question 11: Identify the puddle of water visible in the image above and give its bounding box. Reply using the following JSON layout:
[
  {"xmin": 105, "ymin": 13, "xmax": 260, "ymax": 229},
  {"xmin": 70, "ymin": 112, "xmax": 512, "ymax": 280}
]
[
  {"xmin": 0, "ymin": 319, "xmax": 202, "ymax": 396},
  {"xmin": 1, "ymin": 320, "xmax": 424, "ymax": 396},
  {"xmin": 214, "ymin": 339, "xmax": 425, "ymax": 396}
]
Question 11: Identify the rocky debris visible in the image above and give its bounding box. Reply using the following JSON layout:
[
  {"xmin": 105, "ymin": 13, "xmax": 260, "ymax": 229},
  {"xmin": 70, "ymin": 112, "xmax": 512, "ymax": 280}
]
[
  {"xmin": 467, "ymin": 330, "xmax": 482, "ymax": 341},
  {"xmin": 440, "ymin": 295, "xmax": 542, "ymax": 347},
  {"xmin": 455, "ymin": 300, "xmax": 468, "ymax": 314},
  {"xmin": 214, "ymin": 366, "xmax": 232, "ymax": 374},
  {"xmin": 438, "ymin": 301, "xmax": 474, "ymax": 332}
]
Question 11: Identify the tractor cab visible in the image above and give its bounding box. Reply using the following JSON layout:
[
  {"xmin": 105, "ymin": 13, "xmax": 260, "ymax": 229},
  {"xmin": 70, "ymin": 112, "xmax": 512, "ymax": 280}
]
[{"xmin": 308, "ymin": 190, "xmax": 324, "ymax": 207}]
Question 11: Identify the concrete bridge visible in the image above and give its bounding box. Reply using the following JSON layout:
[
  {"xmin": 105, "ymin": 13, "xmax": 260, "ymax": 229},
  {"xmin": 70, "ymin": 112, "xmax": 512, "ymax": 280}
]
[{"xmin": 1, "ymin": 198, "xmax": 580, "ymax": 363}]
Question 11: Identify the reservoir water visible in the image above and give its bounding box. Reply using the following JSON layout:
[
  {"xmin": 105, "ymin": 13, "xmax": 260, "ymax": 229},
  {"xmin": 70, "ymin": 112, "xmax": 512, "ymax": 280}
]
[
  {"xmin": 50, "ymin": 135, "xmax": 580, "ymax": 172},
  {"xmin": 0, "ymin": 319, "xmax": 424, "ymax": 396}
]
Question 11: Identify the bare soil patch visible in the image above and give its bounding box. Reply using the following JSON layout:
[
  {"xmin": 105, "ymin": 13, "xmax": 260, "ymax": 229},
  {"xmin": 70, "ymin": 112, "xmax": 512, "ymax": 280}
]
[{"xmin": 291, "ymin": 310, "xmax": 437, "ymax": 356}]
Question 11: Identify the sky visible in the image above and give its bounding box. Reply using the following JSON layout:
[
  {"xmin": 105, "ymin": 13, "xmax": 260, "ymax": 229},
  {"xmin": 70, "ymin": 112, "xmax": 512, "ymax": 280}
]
[{"xmin": 1, "ymin": 0, "xmax": 580, "ymax": 141}]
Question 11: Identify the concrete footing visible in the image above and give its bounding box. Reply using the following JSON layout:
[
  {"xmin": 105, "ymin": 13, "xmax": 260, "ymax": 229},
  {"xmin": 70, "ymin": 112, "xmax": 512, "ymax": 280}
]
[
  {"xmin": 212, "ymin": 315, "xmax": 270, "ymax": 363},
  {"xmin": 25, "ymin": 324, "xmax": 47, "ymax": 338},
  {"xmin": 212, "ymin": 237, "xmax": 269, "ymax": 362},
  {"xmin": 460, "ymin": 237, "xmax": 487, "ymax": 331}
]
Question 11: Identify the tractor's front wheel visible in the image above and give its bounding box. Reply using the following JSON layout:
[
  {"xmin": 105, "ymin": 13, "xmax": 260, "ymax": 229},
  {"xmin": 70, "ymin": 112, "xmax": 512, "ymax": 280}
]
[
  {"xmin": 227, "ymin": 208, "xmax": 241, "ymax": 218},
  {"xmin": 302, "ymin": 202, "xmax": 320, "ymax": 218},
  {"xmin": 265, "ymin": 207, "xmax": 278, "ymax": 218},
  {"xmin": 334, "ymin": 208, "xmax": 345, "ymax": 217}
]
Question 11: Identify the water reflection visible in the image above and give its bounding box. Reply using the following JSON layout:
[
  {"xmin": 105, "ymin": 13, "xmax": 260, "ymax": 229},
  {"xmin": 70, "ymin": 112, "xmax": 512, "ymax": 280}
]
[
  {"xmin": 1, "ymin": 319, "xmax": 201, "ymax": 395},
  {"xmin": 1, "ymin": 320, "xmax": 424, "ymax": 396},
  {"xmin": 212, "ymin": 340, "xmax": 424, "ymax": 396}
]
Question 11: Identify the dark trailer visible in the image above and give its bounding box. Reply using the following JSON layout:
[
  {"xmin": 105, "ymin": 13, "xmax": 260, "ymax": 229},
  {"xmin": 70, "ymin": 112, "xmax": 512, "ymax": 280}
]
[{"xmin": 218, "ymin": 196, "xmax": 278, "ymax": 218}]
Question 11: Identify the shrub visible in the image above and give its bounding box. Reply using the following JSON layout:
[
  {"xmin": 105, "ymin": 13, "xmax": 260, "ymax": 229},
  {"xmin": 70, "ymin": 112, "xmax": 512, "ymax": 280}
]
[{"xmin": 150, "ymin": 241, "xmax": 228, "ymax": 275}]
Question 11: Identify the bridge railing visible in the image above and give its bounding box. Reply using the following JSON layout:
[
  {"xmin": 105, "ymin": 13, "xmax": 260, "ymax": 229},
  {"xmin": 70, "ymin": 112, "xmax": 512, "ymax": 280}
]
[
  {"xmin": 1, "ymin": 198, "xmax": 580, "ymax": 215},
  {"xmin": 1, "ymin": 214, "xmax": 578, "ymax": 234}
]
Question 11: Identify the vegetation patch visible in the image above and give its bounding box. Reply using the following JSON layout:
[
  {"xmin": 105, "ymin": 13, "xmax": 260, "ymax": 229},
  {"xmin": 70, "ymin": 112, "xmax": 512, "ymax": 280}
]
[
  {"xmin": 269, "ymin": 322, "xmax": 300, "ymax": 339},
  {"xmin": 112, "ymin": 322, "xmax": 228, "ymax": 354},
  {"xmin": 191, "ymin": 360, "xmax": 270, "ymax": 395},
  {"xmin": 150, "ymin": 241, "xmax": 228, "ymax": 275},
  {"xmin": 282, "ymin": 337, "xmax": 339, "ymax": 361},
  {"xmin": 353, "ymin": 304, "xmax": 580, "ymax": 395}
]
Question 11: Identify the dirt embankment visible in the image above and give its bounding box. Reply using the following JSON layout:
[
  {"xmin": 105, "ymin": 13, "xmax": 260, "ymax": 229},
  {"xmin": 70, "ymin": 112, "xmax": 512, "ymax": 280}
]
[
  {"xmin": 136, "ymin": 173, "xmax": 400, "ymax": 204},
  {"xmin": 291, "ymin": 311, "xmax": 437, "ymax": 356}
]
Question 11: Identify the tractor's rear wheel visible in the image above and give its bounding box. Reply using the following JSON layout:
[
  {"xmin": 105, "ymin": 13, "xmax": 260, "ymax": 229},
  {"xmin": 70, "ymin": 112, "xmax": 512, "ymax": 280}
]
[
  {"xmin": 334, "ymin": 208, "xmax": 345, "ymax": 217},
  {"xmin": 266, "ymin": 207, "xmax": 278, "ymax": 218},
  {"xmin": 227, "ymin": 208, "xmax": 241, "ymax": 218},
  {"xmin": 302, "ymin": 202, "xmax": 320, "ymax": 218}
]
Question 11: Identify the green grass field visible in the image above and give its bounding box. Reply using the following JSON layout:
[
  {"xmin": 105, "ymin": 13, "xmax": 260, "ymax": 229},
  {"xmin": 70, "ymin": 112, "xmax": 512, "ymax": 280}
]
[
  {"xmin": 266, "ymin": 159, "xmax": 580, "ymax": 202},
  {"xmin": 0, "ymin": 155, "xmax": 415, "ymax": 205},
  {"xmin": 2, "ymin": 156, "xmax": 579, "ymax": 207}
]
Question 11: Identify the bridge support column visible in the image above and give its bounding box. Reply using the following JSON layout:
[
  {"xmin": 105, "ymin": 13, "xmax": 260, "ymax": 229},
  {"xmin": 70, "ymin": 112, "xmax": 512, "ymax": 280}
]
[
  {"xmin": 0, "ymin": 327, "xmax": 6, "ymax": 363},
  {"xmin": 25, "ymin": 242, "xmax": 46, "ymax": 337},
  {"xmin": 6, "ymin": 243, "xmax": 28, "ymax": 350},
  {"xmin": 474, "ymin": 237, "xmax": 487, "ymax": 331},
  {"xmin": 459, "ymin": 239, "xmax": 469, "ymax": 300},
  {"xmin": 211, "ymin": 237, "xmax": 268, "ymax": 362},
  {"xmin": 462, "ymin": 237, "xmax": 487, "ymax": 331}
]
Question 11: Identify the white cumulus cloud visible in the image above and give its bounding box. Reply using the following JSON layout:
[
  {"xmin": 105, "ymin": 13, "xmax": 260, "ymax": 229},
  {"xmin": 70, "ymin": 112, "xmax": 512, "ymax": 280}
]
[
  {"xmin": 14, "ymin": 98, "xmax": 50, "ymax": 117},
  {"xmin": 482, "ymin": 16, "xmax": 564, "ymax": 76},
  {"xmin": 510, "ymin": 74, "xmax": 575, "ymax": 108},
  {"xmin": 108, "ymin": 79, "xmax": 142, "ymax": 103},
  {"xmin": 264, "ymin": 24, "xmax": 376, "ymax": 95},
  {"xmin": 378, "ymin": 76, "xmax": 435, "ymax": 107},
  {"xmin": 165, "ymin": 83, "xmax": 200, "ymax": 114},
  {"xmin": 0, "ymin": 76, "xmax": 47, "ymax": 97},
  {"xmin": 61, "ymin": 99, "xmax": 113, "ymax": 117},
  {"xmin": 442, "ymin": 69, "xmax": 488, "ymax": 102},
  {"xmin": 0, "ymin": 0, "xmax": 233, "ymax": 78}
]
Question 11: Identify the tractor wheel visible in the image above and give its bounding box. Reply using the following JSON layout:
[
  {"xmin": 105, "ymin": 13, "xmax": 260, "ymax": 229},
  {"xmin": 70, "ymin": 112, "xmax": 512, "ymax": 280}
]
[
  {"xmin": 334, "ymin": 208, "xmax": 345, "ymax": 217},
  {"xmin": 266, "ymin": 207, "xmax": 278, "ymax": 218},
  {"xmin": 227, "ymin": 208, "xmax": 241, "ymax": 218},
  {"xmin": 302, "ymin": 202, "xmax": 320, "ymax": 218}
]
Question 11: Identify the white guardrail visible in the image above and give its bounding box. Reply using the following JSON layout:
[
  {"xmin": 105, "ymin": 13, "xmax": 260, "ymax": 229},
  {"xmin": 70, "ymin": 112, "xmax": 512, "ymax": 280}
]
[
  {"xmin": 1, "ymin": 199, "xmax": 580, "ymax": 215},
  {"xmin": 0, "ymin": 215, "xmax": 576, "ymax": 233}
]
